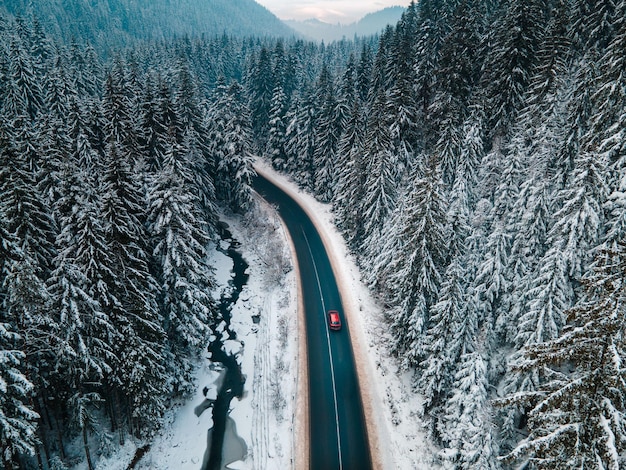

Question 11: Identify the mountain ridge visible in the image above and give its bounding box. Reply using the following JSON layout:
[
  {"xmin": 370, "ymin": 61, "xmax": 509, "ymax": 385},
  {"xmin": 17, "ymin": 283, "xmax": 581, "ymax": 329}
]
[
  {"xmin": 284, "ymin": 6, "xmax": 406, "ymax": 42},
  {"xmin": 1, "ymin": 0, "xmax": 297, "ymax": 53}
]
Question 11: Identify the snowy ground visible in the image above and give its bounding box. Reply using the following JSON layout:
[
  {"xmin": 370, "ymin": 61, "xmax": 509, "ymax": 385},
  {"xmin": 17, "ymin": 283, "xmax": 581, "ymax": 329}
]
[{"xmin": 87, "ymin": 162, "xmax": 440, "ymax": 470}]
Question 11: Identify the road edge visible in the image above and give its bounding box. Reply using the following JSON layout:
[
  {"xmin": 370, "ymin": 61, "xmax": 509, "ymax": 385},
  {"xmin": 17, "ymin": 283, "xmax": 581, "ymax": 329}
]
[
  {"xmin": 253, "ymin": 162, "xmax": 386, "ymax": 470},
  {"xmin": 251, "ymin": 189, "xmax": 310, "ymax": 470}
]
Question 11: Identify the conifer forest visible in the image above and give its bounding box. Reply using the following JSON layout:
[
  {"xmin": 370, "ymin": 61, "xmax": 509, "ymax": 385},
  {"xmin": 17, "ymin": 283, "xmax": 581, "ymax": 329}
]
[{"xmin": 1, "ymin": 0, "xmax": 626, "ymax": 468}]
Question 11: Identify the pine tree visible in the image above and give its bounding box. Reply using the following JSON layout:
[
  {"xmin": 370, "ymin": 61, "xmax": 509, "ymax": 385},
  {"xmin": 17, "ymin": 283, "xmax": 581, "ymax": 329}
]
[
  {"xmin": 313, "ymin": 65, "xmax": 341, "ymax": 202},
  {"xmin": 505, "ymin": 177, "xmax": 552, "ymax": 344},
  {"xmin": 501, "ymin": 244, "xmax": 626, "ymax": 469},
  {"xmin": 47, "ymin": 200, "xmax": 112, "ymax": 393},
  {"xmin": 103, "ymin": 63, "xmax": 142, "ymax": 172},
  {"xmin": 359, "ymin": 89, "xmax": 397, "ymax": 251},
  {"xmin": 174, "ymin": 61, "xmax": 217, "ymax": 224},
  {"xmin": 284, "ymin": 89, "xmax": 317, "ymax": 191},
  {"xmin": 67, "ymin": 391, "xmax": 101, "ymax": 470},
  {"xmin": 480, "ymin": 0, "xmax": 546, "ymax": 138},
  {"xmin": 0, "ymin": 321, "xmax": 39, "ymax": 468},
  {"xmin": 248, "ymin": 46, "xmax": 274, "ymax": 146},
  {"xmin": 147, "ymin": 144, "xmax": 216, "ymax": 393},
  {"xmin": 441, "ymin": 352, "xmax": 500, "ymax": 470},
  {"xmin": 474, "ymin": 221, "xmax": 510, "ymax": 346},
  {"xmin": 552, "ymin": 151, "xmax": 607, "ymax": 280},
  {"xmin": 2, "ymin": 35, "xmax": 44, "ymax": 122},
  {"xmin": 458, "ymin": 108, "xmax": 485, "ymax": 208},
  {"xmin": 388, "ymin": 2, "xmax": 419, "ymax": 169},
  {"xmin": 413, "ymin": 0, "xmax": 443, "ymax": 127},
  {"xmin": 0, "ymin": 127, "xmax": 57, "ymax": 278},
  {"xmin": 0, "ymin": 217, "xmax": 40, "ymax": 469},
  {"xmin": 208, "ymin": 80, "xmax": 255, "ymax": 213},
  {"xmin": 594, "ymin": 0, "xmax": 626, "ymax": 249},
  {"xmin": 139, "ymin": 73, "xmax": 167, "ymax": 174},
  {"xmin": 266, "ymin": 84, "xmax": 289, "ymax": 171},
  {"xmin": 385, "ymin": 163, "xmax": 448, "ymax": 367},
  {"xmin": 570, "ymin": 0, "xmax": 618, "ymax": 51},
  {"xmin": 97, "ymin": 140, "xmax": 169, "ymax": 436},
  {"xmin": 420, "ymin": 169, "xmax": 475, "ymax": 411},
  {"xmin": 334, "ymin": 98, "xmax": 366, "ymax": 250},
  {"xmin": 420, "ymin": 256, "xmax": 474, "ymax": 411},
  {"xmin": 430, "ymin": 0, "xmax": 482, "ymax": 185},
  {"xmin": 356, "ymin": 43, "xmax": 373, "ymax": 104}
]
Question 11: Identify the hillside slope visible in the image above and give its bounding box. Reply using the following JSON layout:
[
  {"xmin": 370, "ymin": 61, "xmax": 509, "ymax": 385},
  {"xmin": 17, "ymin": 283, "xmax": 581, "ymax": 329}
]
[{"xmin": 1, "ymin": 0, "xmax": 296, "ymax": 52}]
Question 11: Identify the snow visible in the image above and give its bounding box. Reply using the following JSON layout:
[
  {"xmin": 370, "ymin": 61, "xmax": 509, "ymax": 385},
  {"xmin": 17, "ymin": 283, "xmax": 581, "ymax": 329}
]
[
  {"xmin": 251, "ymin": 161, "xmax": 440, "ymax": 469},
  {"xmin": 86, "ymin": 161, "xmax": 439, "ymax": 470}
]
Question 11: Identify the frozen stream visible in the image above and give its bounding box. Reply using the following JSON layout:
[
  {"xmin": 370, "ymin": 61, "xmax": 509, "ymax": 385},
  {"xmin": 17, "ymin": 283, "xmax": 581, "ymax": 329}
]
[{"xmin": 200, "ymin": 222, "xmax": 249, "ymax": 470}]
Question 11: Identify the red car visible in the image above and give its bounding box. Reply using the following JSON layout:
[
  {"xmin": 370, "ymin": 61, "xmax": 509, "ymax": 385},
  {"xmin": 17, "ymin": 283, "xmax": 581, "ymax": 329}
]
[{"xmin": 328, "ymin": 310, "xmax": 342, "ymax": 331}]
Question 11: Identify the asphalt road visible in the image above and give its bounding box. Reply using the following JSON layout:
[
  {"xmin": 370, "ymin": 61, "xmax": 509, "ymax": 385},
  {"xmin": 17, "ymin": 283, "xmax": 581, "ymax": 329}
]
[{"xmin": 253, "ymin": 174, "xmax": 372, "ymax": 470}]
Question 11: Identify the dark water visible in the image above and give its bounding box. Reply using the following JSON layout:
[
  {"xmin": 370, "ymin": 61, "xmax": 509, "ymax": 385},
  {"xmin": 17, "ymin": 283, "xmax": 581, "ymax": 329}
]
[{"xmin": 201, "ymin": 222, "xmax": 249, "ymax": 470}]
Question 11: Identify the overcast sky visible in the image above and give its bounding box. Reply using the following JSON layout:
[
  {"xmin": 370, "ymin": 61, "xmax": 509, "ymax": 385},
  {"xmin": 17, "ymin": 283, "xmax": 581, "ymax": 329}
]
[{"xmin": 256, "ymin": 0, "xmax": 406, "ymax": 23}]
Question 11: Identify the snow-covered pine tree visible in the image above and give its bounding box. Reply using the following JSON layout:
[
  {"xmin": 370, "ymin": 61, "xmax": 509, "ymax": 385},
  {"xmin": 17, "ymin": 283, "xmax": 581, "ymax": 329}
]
[
  {"xmin": 334, "ymin": 98, "xmax": 366, "ymax": 251},
  {"xmin": 502, "ymin": 0, "xmax": 571, "ymax": 346},
  {"xmin": 173, "ymin": 61, "xmax": 218, "ymax": 226},
  {"xmin": 0, "ymin": 211, "xmax": 40, "ymax": 469},
  {"xmin": 503, "ymin": 146, "xmax": 608, "ymax": 450},
  {"xmin": 147, "ymin": 142, "xmax": 216, "ymax": 393},
  {"xmin": 284, "ymin": 88, "xmax": 317, "ymax": 191},
  {"xmin": 103, "ymin": 62, "xmax": 143, "ymax": 172},
  {"xmin": 551, "ymin": 150, "xmax": 607, "ymax": 281},
  {"xmin": 505, "ymin": 176, "xmax": 552, "ymax": 345},
  {"xmin": 139, "ymin": 72, "xmax": 167, "ymax": 174},
  {"xmin": 0, "ymin": 126, "xmax": 57, "ymax": 280},
  {"xmin": 47, "ymin": 192, "xmax": 112, "ymax": 397},
  {"xmin": 570, "ymin": 0, "xmax": 617, "ymax": 51},
  {"xmin": 358, "ymin": 88, "xmax": 397, "ymax": 255},
  {"xmin": 419, "ymin": 256, "xmax": 473, "ymax": 413},
  {"xmin": 594, "ymin": 0, "xmax": 626, "ymax": 252},
  {"xmin": 387, "ymin": 2, "xmax": 418, "ymax": 171},
  {"xmin": 470, "ymin": 132, "xmax": 513, "ymax": 349},
  {"xmin": 480, "ymin": 0, "xmax": 546, "ymax": 139},
  {"xmin": 266, "ymin": 84, "xmax": 289, "ymax": 171},
  {"xmin": 413, "ymin": 0, "xmax": 444, "ymax": 136},
  {"xmin": 367, "ymin": 25, "xmax": 393, "ymax": 102},
  {"xmin": 207, "ymin": 80, "xmax": 255, "ymax": 213},
  {"xmin": 97, "ymin": 140, "xmax": 169, "ymax": 437},
  {"xmin": 384, "ymin": 161, "xmax": 448, "ymax": 367},
  {"xmin": 501, "ymin": 243, "xmax": 626, "ymax": 469},
  {"xmin": 0, "ymin": 320, "xmax": 39, "ymax": 469},
  {"xmin": 440, "ymin": 351, "xmax": 500, "ymax": 470},
  {"xmin": 356, "ymin": 43, "xmax": 373, "ymax": 104},
  {"xmin": 419, "ymin": 168, "xmax": 475, "ymax": 414},
  {"xmin": 313, "ymin": 64, "xmax": 341, "ymax": 203},
  {"xmin": 2, "ymin": 34, "xmax": 44, "ymax": 122},
  {"xmin": 66, "ymin": 391, "xmax": 101, "ymax": 470},
  {"xmin": 430, "ymin": 0, "xmax": 482, "ymax": 186},
  {"xmin": 248, "ymin": 46, "xmax": 274, "ymax": 147},
  {"xmin": 457, "ymin": 108, "xmax": 485, "ymax": 209}
]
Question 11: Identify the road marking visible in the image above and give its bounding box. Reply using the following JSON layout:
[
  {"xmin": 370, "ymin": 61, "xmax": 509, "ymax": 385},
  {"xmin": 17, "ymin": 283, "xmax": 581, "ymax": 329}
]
[{"xmin": 302, "ymin": 227, "xmax": 343, "ymax": 470}]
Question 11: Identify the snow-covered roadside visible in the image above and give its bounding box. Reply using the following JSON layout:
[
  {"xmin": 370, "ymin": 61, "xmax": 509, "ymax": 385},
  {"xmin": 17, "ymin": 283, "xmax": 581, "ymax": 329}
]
[
  {"xmin": 254, "ymin": 161, "xmax": 440, "ymax": 469},
  {"xmin": 91, "ymin": 204, "xmax": 299, "ymax": 470},
  {"xmin": 136, "ymin": 206, "xmax": 297, "ymax": 470},
  {"xmin": 221, "ymin": 203, "xmax": 300, "ymax": 470}
]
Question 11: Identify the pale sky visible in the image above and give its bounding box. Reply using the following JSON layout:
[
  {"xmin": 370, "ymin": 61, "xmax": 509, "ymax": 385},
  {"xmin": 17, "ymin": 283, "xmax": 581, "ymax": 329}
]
[{"xmin": 256, "ymin": 0, "xmax": 406, "ymax": 24}]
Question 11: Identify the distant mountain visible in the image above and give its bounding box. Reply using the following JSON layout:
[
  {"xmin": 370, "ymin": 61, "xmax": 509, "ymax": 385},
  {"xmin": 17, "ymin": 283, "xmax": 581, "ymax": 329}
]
[
  {"xmin": 1, "ymin": 0, "xmax": 297, "ymax": 53},
  {"xmin": 285, "ymin": 6, "xmax": 406, "ymax": 42}
]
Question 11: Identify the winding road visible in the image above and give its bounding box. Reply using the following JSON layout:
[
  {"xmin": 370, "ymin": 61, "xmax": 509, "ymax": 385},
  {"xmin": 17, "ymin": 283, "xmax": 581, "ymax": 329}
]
[{"xmin": 253, "ymin": 173, "xmax": 373, "ymax": 470}]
